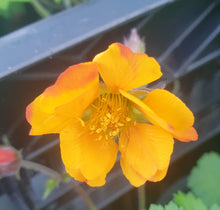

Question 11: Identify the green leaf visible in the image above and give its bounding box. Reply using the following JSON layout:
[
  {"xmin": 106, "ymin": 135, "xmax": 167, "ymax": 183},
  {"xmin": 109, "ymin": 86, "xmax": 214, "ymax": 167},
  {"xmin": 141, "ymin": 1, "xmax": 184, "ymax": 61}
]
[
  {"xmin": 42, "ymin": 178, "xmax": 59, "ymax": 200},
  {"xmin": 11, "ymin": 0, "xmax": 30, "ymax": 2},
  {"xmin": 53, "ymin": 0, "xmax": 62, "ymax": 3},
  {"xmin": 0, "ymin": 0, "xmax": 10, "ymax": 11},
  {"xmin": 174, "ymin": 192, "xmax": 207, "ymax": 210},
  {"xmin": 9, "ymin": 2, "xmax": 25, "ymax": 14},
  {"xmin": 210, "ymin": 204, "xmax": 220, "ymax": 210},
  {"xmin": 0, "ymin": 6, "xmax": 11, "ymax": 18},
  {"xmin": 149, "ymin": 201, "xmax": 183, "ymax": 210},
  {"xmin": 164, "ymin": 202, "xmax": 183, "ymax": 210},
  {"xmin": 149, "ymin": 204, "xmax": 166, "ymax": 210},
  {"xmin": 0, "ymin": 1, "xmax": 26, "ymax": 18},
  {"xmin": 188, "ymin": 152, "xmax": 220, "ymax": 207}
]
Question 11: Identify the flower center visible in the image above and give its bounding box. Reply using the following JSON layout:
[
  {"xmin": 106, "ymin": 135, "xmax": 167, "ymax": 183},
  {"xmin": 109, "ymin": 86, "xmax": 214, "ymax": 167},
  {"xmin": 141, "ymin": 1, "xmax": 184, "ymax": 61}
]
[{"xmin": 88, "ymin": 93, "xmax": 131, "ymax": 140}]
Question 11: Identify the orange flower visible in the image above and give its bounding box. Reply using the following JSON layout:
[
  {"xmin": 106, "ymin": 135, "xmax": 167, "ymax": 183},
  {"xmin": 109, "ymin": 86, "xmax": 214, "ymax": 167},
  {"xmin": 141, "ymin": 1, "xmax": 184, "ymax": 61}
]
[{"xmin": 26, "ymin": 43, "xmax": 198, "ymax": 187}]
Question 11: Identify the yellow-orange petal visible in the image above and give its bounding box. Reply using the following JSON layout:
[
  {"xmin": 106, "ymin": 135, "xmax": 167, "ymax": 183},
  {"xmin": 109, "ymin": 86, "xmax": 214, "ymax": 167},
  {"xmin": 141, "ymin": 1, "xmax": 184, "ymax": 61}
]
[
  {"xmin": 119, "ymin": 123, "xmax": 173, "ymax": 187},
  {"xmin": 26, "ymin": 62, "xmax": 99, "ymax": 135},
  {"xmin": 60, "ymin": 121, "xmax": 83, "ymax": 170},
  {"xmin": 120, "ymin": 89, "xmax": 169, "ymax": 130},
  {"xmin": 65, "ymin": 167, "xmax": 86, "ymax": 182},
  {"xmin": 86, "ymin": 176, "xmax": 106, "ymax": 187},
  {"xmin": 143, "ymin": 89, "xmax": 198, "ymax": 141},
  {"xmin": 93, "ymin": 43, "xmax": 162, "ymax": 93},
  {"xmin": 120, "ymin": 158, "xmax": 147, "ymax": 187},
  {"xmin": 172, "ymin": 126, "xmax": 198, "ymax": 142},
  {"xmin": 81, "ymin": 131, "xmax": 118, "ymax": 181},
  {"xmin": 65, "ymin": 166, "xmax": 106, "ymax": 186},
  {"xmin": 144, "ymin": 89, "xmax": 194, "ymax": 130},
  {"xmin": 60, "ymin": 121, "xmax": 118, "ymax": 186},
  {"xmin": 150, "ymin": 166, "xmax": 169, "ymax": 182},
  {"xmin": 66, "ymin": 167, "xmax": 106, "ymax": 186},
  {"xmin": 120, "ymin": 89, "xmax": 198, "ymax": 142}
]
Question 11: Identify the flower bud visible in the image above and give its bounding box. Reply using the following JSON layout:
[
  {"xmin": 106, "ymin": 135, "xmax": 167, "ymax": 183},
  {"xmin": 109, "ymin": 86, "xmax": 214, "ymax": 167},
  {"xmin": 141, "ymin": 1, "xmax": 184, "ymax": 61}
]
[
  {"xmin": 123, "ymin": 28, "xmax": 145, "ymax": 53},
  {"xmin": 0, "ymin": 146, "xmax": 21, "ymax": 177}
]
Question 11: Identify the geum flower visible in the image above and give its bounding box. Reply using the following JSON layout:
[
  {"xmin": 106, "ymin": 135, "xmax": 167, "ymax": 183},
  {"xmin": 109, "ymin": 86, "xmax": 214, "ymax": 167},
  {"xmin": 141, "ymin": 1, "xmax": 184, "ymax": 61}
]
[{"xmin": 26, "ymin": 43, "xmax": 198, "ymax": 187}]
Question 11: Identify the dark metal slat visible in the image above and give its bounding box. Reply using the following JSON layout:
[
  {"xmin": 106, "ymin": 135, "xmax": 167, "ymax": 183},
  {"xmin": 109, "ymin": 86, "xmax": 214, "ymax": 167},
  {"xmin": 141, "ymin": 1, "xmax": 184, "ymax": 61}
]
[
  {"xmin": 158, "ymin": 1, "xmax": 217, "ymax": 62},
  {"xmin": 0, "ymin": 0, "xmax": 173, "ymax": 79}
]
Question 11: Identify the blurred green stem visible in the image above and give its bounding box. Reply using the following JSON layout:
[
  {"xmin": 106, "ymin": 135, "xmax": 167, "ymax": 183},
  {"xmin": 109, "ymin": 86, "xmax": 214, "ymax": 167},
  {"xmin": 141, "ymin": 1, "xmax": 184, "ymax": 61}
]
[
  {"xmin": 30, "ymin": 0, "xmax": 50, "ymax": 18},
  {"xmin": 20, "ymin": 160, "xmax": 97, "ymax": 210},
  {"xmin": 138, "ymin": 184, "xmax": 146, "ymax": 210},
  {"xmin": 63, "ymin": 0, "xmax": 72, "ymax": 8}
]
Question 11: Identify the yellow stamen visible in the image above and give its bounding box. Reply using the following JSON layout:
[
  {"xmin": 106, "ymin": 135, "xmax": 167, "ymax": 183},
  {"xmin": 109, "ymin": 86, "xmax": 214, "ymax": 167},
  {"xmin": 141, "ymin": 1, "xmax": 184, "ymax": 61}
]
[
  {"xmin": 106, "ymin": 113, "xmax": 111, "ymax": 119},
  {"xmin": 126, "ymin": 117, "xmax": 131, "ymax": 122},
  {"xmin": 96, "ymin": 128, "xmax": 102, "ymax": 133},
  {"xmin": 89, "ymin": 125, "xmax": 96, "ymax": 130},
  {"xmin": 88, "ymin": 93, "xmax": 132, "ymax": 140},
  {"xmin": 97, "ymin": 135, "xmax": 102, "ymax": 141},
  {"xmin": 117, "ymin": 122, "xmax": 124, "ymax": 127}
]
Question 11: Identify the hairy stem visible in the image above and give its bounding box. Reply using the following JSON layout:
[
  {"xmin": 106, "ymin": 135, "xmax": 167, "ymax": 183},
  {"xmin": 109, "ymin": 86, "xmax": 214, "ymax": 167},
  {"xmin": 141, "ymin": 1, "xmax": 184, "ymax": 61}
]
[
  {"xmin": 138, "ymin": 184, "xmax": 146, "ymax": 210},
  {"xmin": 30, "ymin": 0, "xmax": 50, "ymax": 18},
  {"xmin": 20, "ymin": 160, "xmax": 97, "ymax": 210}
]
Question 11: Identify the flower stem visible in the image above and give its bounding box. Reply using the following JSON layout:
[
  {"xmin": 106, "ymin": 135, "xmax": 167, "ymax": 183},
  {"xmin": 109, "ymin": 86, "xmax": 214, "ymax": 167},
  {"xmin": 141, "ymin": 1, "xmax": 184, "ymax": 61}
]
[
  {"xmin": 138, "ymin": 184, "xmax": 146, "ymax": 210},
  {"xmin": 30, "ymin": 0, "xmax": 51, "ymax": 18},
  {"xmin": 20, "ymin": 160, "xmax": 61, "ymax": 180},
  {"xmin": 63, "ymin": 0, "xmax": 72, "ymax": 8},
  {"xmin": 20, "ymin": 160, "xmax": 97, "ymax": 210}
]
